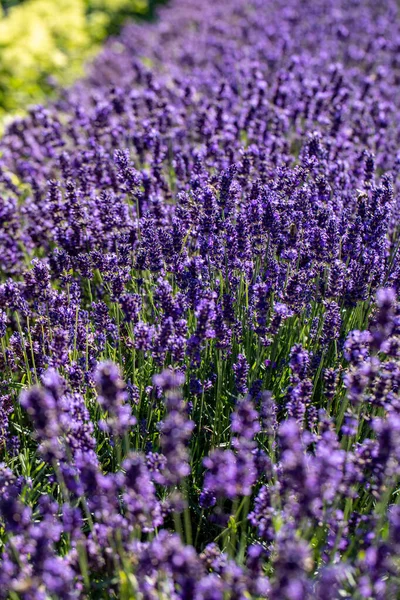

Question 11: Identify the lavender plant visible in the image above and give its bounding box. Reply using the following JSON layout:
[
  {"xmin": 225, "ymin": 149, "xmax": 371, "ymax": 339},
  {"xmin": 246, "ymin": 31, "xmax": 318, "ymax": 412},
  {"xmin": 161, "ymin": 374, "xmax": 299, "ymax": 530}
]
[{"xmin": 0, "ymin": 0, "xmax": 400, "ymax": 597}]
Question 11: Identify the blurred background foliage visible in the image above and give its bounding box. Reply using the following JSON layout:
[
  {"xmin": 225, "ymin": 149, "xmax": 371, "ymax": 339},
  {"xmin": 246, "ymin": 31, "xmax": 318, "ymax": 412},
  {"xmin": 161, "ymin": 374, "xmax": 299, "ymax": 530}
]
[{"xmin": 0, "ymin": 0, "xmax": 162, "ymax": 127}]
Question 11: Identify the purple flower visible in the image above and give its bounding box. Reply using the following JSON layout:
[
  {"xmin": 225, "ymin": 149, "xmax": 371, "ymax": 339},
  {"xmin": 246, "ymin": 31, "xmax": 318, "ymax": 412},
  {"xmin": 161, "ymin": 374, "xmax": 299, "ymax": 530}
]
[
  {"xmin": 203, "ymin": 449, "xmax": 238, "ymax": 500},
  {"xmin": 231, "ymin": 397, "xmax": 260, "ymax": 440},
  {"xmin": 94, "ymin": 361, "xmax": 136, "ymax": 437},
  {"xmin": 233, "ymin": 354, "xmax": 249, "ymax": 395},
  {"xmin": 344, "ymin": 330, "xmax": 372, "ymax": 364},
  {"xmin": 289, "ymin": 345, "xmax": 310, "ymax": 380},
  {"xmin": 155, "ymin": 369, "xmax": 194, "ymax": 485}
]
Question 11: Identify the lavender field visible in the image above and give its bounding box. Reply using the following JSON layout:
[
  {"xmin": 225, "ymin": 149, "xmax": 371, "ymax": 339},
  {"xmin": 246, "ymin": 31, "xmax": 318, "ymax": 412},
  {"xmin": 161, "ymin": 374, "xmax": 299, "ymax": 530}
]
[{"xmin": 1, "ymin": 0, "xmax": 400, "ymax": 597}]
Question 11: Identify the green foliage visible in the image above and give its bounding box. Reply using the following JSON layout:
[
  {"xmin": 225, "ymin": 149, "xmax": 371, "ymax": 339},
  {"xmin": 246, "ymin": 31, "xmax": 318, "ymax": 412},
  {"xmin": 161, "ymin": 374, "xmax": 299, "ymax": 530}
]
[{"xmin": 0, "ymin": 0, "xmax": 156, "ymax": 126}]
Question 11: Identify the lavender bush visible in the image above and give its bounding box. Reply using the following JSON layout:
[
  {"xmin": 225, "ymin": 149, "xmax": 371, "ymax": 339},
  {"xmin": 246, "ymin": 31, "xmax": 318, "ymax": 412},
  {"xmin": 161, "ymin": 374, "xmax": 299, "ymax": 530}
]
[{"xmin": 0, "ymin": 0, "xmax": 400, "ymax": 597}]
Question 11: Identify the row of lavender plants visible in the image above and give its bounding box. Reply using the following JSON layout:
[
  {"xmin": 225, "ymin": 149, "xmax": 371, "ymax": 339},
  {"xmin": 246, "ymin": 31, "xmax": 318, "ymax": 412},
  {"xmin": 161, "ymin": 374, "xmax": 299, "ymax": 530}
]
[{"xmin": 1, "ymin": 0, "xmax": 400, "ymax": 597}]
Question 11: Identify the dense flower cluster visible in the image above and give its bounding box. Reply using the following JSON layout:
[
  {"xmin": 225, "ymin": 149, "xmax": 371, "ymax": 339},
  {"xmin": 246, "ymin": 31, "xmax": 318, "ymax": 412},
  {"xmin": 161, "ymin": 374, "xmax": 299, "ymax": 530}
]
[{"xmin": 0, "ymin": 0, "xmax": 400, "ymax": 597}]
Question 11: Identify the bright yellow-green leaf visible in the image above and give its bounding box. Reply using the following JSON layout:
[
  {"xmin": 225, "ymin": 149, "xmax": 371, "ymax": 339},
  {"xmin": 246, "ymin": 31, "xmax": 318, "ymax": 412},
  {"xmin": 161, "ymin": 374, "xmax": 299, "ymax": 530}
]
[{"xmin": 0, "ymin": 0, "xmax": 152, "ymax": 127}]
